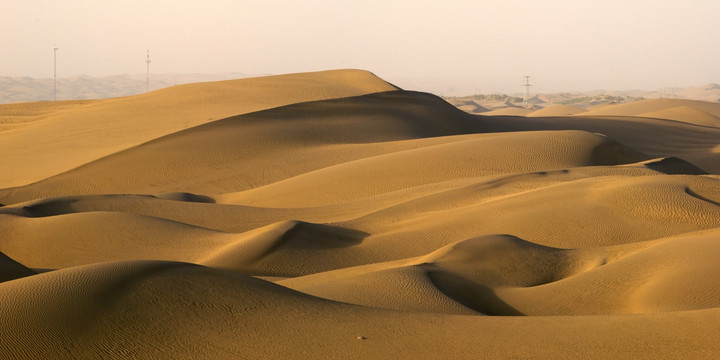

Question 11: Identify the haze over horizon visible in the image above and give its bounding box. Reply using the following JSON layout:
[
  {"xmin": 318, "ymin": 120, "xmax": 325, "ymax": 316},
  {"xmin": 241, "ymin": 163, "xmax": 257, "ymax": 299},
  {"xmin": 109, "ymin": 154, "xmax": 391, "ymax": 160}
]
[{"xmin": 3, "ymin": 0, "xmax": 719, "ymax": 94}]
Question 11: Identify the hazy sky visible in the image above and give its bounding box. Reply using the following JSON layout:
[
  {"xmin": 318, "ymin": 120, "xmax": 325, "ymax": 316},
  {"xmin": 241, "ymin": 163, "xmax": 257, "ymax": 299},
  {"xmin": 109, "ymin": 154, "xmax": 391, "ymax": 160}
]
[{"xmin": 3, "ymin": 0, "xmax": 719, "ymax": 93}]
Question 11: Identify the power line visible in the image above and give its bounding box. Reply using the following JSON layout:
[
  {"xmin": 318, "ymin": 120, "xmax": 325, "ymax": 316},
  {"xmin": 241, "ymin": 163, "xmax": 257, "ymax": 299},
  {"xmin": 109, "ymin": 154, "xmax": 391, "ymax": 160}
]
[
  {"xmin": 146, "ymin": 50, "xmax": 151, "ymax": 93},
  {"xmin": 53, "ymin": 46, "xmax": 59, "ymax": 101},
  {"xmin": 522, "ymin": 76, "xmax": 532, "ymax": 107}
]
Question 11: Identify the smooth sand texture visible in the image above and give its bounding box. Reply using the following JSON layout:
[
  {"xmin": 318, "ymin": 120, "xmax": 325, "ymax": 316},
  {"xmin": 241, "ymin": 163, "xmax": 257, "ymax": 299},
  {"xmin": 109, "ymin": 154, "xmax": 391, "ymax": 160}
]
[
  {"xmin": 478, "ymin": 106, "xmax": 535, "ymax": 116},
  {"xmin": 1, "ymin": 70, "xmax": 719, "ymax": 358},
  {"xmin": 639, "ymin": 106, "xmax": 720, "ymax": 127},
  {"xmin": 527, "ymin": 104, "xmax": 587, "ymax": 117},
  {"xmin": 574, "ymin": 98, "xmax": 720, "ymax": 120},
  {"xmin": 0, "ymin": 69, "xmax": 397, "ymax": 188}
]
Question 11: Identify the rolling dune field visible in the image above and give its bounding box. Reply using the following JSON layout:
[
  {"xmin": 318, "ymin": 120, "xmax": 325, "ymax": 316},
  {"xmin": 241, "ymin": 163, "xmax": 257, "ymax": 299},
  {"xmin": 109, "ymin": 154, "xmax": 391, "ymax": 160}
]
[{"xmin": 1, "ymin": 70, "xmax": 719, "ymax": 359}]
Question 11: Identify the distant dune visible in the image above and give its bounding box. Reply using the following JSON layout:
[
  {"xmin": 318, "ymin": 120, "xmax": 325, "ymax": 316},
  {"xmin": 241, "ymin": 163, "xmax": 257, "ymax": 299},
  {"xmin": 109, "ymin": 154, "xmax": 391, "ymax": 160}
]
[
  {"xmin": 575, "ymin": 98, "xmax": 720, "ymax": 118},
  {"xmin": 1, "ymin": 70, "xmax": 719, "ymax": 358},
  {"xmin": 447, "ymin": 85, "xmax": 720, "ymax": 119},
  {"xmin": 478, "ymin": 106, "xmax": 535, "ymax": 116},
  {"xmin": 640, "ymin": 106, "xmax": 720, "ymax": 127},
  {"xmin": 527, "ymin": 104, "xmax": 586, "ymax": 117}
]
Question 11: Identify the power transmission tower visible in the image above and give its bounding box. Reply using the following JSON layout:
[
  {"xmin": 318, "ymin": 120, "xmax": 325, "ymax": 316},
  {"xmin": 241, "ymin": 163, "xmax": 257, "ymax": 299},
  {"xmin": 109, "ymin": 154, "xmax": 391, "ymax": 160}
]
[
  {"xmin": 146, "ymin": 50, "xmax": 151, "ymax": 93},
  {"xmin": 53, "ymin": 46, "xmax": 59, "ymax": 101},
  {"xmin": 522, "ymin": 76, "xmax": 532, "ymax": 107}
]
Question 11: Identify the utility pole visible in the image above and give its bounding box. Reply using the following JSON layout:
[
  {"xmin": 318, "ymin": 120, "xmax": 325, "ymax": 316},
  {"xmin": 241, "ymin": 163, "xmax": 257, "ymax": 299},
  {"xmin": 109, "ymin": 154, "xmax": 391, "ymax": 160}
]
[
  {"xmin": 53, "ymin": 46, "xmax": 59, "ymax": 101},
  {"xmin": 522, "ymin": 76, "xmax": 532, "ymax": 107},
  {"xmin": 146, "ymin": 50, "xmax": 151, "ymax": 93}
]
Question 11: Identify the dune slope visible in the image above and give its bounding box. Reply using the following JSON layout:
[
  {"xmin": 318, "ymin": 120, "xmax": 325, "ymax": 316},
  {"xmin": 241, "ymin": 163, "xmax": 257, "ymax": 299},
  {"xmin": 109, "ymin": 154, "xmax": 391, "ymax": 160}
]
[
  {"xmin": 0, "ymin": 69, "xmax": 397, "ymax": 188},
  {"xmin": 1, "ymin": 260, "xmax": 718, "ymax": 359},
  {"xmin": 0, "ymin": 251, "xmax": 36, "ymax": 283},
  {"xmin": 0, "ymin": 90, "xmax": 482, "ymax": 205},
  {"xmin": 575, "ymin": 98, "xmax": 720, "ymax": 119}
]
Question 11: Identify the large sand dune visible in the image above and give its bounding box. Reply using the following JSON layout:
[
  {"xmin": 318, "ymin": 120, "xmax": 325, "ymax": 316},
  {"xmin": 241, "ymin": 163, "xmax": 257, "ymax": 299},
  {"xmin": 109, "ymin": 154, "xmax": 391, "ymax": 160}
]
[
  {"xmin": 1, "ymin": 70, "xmax": 719, "ymax": 358},
  {"xmin": 0, "ymin": 69, "xmax": 397, "ymax": 188}
]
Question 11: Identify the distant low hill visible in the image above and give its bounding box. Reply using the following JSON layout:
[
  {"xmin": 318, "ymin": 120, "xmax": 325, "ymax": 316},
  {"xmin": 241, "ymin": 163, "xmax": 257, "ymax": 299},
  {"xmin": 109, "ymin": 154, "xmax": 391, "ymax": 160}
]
[{"xmin": 3, "ymin": 73, "xmax": 718, "ymax": 106}]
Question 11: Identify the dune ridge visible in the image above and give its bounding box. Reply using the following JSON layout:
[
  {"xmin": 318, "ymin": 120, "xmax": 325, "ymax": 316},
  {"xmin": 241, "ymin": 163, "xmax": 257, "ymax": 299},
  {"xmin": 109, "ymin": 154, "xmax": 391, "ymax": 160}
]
[
  {"xmin": 1, "ymin": 70, "xmax": 719, "ymax": 358},
  {"xmin": 0, "ymin": 69, "xmax": 397, "ymax": 188}
]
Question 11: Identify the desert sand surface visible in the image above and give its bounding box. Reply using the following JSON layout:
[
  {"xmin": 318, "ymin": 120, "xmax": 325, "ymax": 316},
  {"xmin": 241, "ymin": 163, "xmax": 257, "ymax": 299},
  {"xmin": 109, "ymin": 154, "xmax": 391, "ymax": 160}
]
[
  {"xmin": 1, "ymin": 69, "xmax": 719, "ymax": 359},
  {"xmin": 0, "ymin": 69, "xmax": 396, "ymax": 188},
  {"xmin": 527, "ymin": 104, "xmax": 587, "ymax": 117}
]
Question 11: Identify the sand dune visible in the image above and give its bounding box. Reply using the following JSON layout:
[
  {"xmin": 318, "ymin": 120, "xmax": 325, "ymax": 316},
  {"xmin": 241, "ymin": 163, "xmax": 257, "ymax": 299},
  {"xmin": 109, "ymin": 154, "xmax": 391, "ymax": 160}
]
[
  {"xmin": 477, "ymin": 111, "xmax": 720, "ymax": 173},
  {"xmin": 527, "ymin": 104, "xmax": 587, "ymax": 117},
  {"xmin": 282, "ymin": 228, "xmax": 720, "ymax": 316},
  {"xmin": 0, "ymin": 251, "xmax": 36, "ymax": 283},
  {"xmin": 478, "ymin": 106, "xmax": 535, "ymax": 116},
  {"xmin": 0, "ymin": 99, "xmax": 98, "ymax": 132},
  {"xmin": 1, "ymin": 259, "xmax": 717, "ymax": 359},
  {"xmin": 1, "ymin": 70, "xmax": 719, "ymax": 358},
  {"xmin": 497, "ymin": 227, "xmax": 720, "ymax": 315},
  {"xmin": 639, "ymin": 105, "xmax": 720, "ymax": 127},
  {"xmin": 199, "ymin": 220, "xmax": 369, "ymax": 277},
  {"xmin": 0, "ymin": 211, "xmax": 235, "ymax": 269},
  {"xmin": 575, "ymin": 98, "xmax": 720, "ymax": 123},
  {"xmin": 5, "ymin": 163, "xmax": 718, "ymax": 273},
  {"xmin": 0, "ymin": 69, "xmax": 397, "ymax": 188},
  {"xmin": 0, "ymin": 90, "xmax": 481, "ymax": 204},
  {"xmin": 455, "ymin": 102, "xmax": 490, "ymax": 114},
  {"xmin": 223, "ymin": 130, "xmax": 648, "ymax": 207}
]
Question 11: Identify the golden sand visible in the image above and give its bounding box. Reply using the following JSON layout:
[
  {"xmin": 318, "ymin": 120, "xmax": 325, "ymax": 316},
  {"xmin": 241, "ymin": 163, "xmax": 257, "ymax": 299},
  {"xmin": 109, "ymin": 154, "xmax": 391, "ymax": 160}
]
[{"xmin": 1, "ymin": 69, "xmax": 719, "ymax": 358}]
